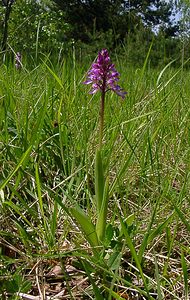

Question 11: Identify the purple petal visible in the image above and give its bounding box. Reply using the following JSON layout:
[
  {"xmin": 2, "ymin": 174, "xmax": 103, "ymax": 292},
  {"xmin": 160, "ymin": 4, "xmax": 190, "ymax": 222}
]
[{"xmin": 83, "ymin": 79, "xmax": 93, "ymax": 85}]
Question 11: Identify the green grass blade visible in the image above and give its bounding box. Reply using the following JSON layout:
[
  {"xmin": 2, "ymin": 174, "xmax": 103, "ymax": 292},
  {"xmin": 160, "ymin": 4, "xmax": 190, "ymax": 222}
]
[
  {"xmin": 0, "ymin": 146, "xmax": 32, "ymax": 190},
  {"xmin": 35, "ymin": 163, "xmax": 48, "ymax": 236},
  {"xmin": 50, "ymin": 200, "xmax": 58, "ymax": 244},
  {"xmin": 181, "ymin": 252, "xmax": 188, "ymax": 299},
  {"xmin": 134, "ymin": 40, "xmax": 153, "ymax": 97},
  {"xmin": 44, "ymin": 62, "xmax": 64, "ymax": 89},
  {"xmin": 173, "ymin": 203, "xmax": 190, "ymax": 232},
  {"xmin": 147, "ymin": 212, "xmax": 175, "ymax": 244},
  {"xmin": 119, "ymin": 214, "xmax": 150, "ymax": 298},
  {"xmin": 154, "ymin": 254, "xmax": 163, "ymax": 300},
  {"xmin": 82, "ymin": 260, "xmax": 105, "ymax": 300},
  {"xmin": 109, "ymin": 145, "xmax": 137, "ymax": 196},
  {"xmin": 156, "ymin": 59, "xmax": 176, "ymax": 86},
  {"xmin": 138, "ymin": 201, "xmax": 158, "ymax": 264},
  {"xmin": 3, "ymin": 201, "xmax": 34, "ymax": 228},
  {"xmin": 103, "ymin": 287, "xmax": 125, "ymax": 300},
  {"xmin": 29, "ymin": 95, "xmax": 48, "ymax": 148},
  {"xmin": 35, "ymin": 20, "xmax": 40, "ymax": 62},
  {"xmin": 35, "ymin": 163, "xmax": 44, "ymax": 217}
]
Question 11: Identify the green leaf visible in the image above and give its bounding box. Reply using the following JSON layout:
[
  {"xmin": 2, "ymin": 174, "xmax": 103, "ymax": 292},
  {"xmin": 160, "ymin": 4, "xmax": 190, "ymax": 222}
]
[
  {"xmin": 70, "ymin": 205, "xmax": 99, "ymax": 250},
  {"xmin": 104, "ymin": 224, "xmax": 114, "ymax": 247},
  {"xmin": 96, "ymin": 177, "xmax": 109, "ymax": 242},
  {"xmin": 125, "ymin": 214, "xmax": 135, "ymax": 227},
  {"xmin": 107, "ymin": 249, "xmax": 122, "ymax": 270}
]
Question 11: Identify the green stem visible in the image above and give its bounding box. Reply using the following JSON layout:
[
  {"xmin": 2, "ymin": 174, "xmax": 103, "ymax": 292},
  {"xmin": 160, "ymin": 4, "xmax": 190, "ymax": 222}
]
[{"xmin": 99, "ymin": 90, "xmax": 105, "ymax": 149}]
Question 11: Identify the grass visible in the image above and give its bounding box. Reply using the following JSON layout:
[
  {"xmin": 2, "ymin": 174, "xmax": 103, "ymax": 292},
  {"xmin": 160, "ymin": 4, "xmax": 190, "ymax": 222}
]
[{"xmin": 0, "ymin": 52, "xmax": 190, "ymax": 299}]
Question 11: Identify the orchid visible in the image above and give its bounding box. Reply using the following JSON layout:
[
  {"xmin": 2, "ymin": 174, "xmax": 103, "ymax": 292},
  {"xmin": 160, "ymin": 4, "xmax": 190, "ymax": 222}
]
[
  {"xmin": 84, "ymin": 49, "xmax": 126, "ymax": 99},
  {"xmin": 15, "ymin": 52, "xmax": 22, "ymax": 69},
  {"xmin": 83, "ymin": 49, "xmax": 126, "ymax": 149},
  {"xmin": 82, "ymin": 49, "xmax": 127, "ymax": 242}
]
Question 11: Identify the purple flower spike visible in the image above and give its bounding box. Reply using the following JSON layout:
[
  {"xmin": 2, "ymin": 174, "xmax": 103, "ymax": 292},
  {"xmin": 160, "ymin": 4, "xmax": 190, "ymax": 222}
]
[
  {"xmin": 15, "ymin": 52, "xmax": 22, "ymax": 70},
  {"xmin": 83, "ymin": 49, "xmax": 126, "ymax": 99}
]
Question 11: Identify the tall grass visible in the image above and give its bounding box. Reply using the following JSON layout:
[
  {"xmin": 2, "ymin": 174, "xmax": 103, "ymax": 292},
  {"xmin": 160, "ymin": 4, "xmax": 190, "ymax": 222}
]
[{"xmin": 0, "ymin": 53, "xmax": 190, "ymax": 299}]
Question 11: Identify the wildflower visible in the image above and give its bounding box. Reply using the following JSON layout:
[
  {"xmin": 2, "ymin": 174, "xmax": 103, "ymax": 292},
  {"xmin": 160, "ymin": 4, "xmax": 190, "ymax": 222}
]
[
  {"xmin": 15, "ymin": 52, "xmax": 22, "ymax": 69},
  {"xmin": 83, "ymin": 49, "xmax": 126, "ymax": 99},
  {"xmin": 83, "ymin": 49, "xmax": 126, "ymax": 148}
]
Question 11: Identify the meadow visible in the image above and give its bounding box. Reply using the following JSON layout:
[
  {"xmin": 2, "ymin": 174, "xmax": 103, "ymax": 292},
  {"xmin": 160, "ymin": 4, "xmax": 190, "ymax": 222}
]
[{"xmin": 0, "ymin": 51, "xmax": 190, "ymax": 299}]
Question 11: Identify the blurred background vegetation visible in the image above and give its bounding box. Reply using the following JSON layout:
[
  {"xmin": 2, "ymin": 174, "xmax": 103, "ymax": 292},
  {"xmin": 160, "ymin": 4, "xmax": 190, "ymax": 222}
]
[{"xmin": 0, "ymin": 0, "xmax": 190, "ymax": 66}]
